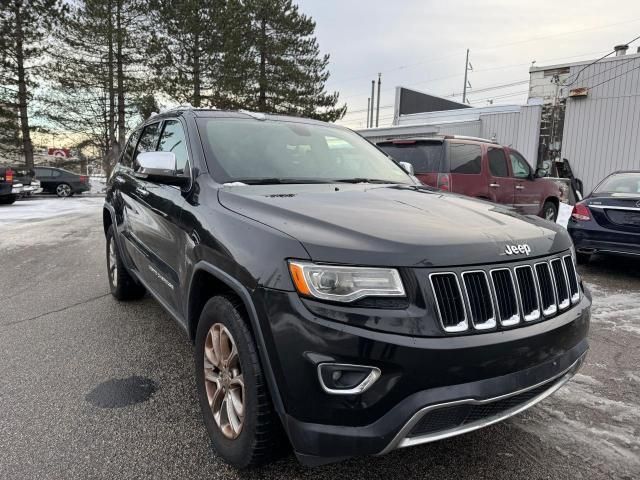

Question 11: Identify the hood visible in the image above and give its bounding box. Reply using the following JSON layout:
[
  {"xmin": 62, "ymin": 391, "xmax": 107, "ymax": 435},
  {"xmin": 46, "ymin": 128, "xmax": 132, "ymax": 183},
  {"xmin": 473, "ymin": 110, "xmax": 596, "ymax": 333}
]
[{"xmin": 218, "ymin": 184, "xmax": 572, "ymax": 267}]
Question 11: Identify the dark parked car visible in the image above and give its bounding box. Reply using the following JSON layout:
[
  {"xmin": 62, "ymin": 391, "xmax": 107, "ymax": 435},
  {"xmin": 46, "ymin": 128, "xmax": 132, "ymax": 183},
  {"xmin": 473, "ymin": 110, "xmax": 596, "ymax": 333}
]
[
  {"xmin": 377, "ymin": 136, "xmax": 564, "ymax": 221},
  {"xmin": 10, "ymin": 165, "xmax": 42, "ymax": 197},
  {"xmin": 104, "ymin": 109, "xmax": 590, "ymax": 468},
  {"xmin": 568, "ymin": 170, "xmax": 640, "ymax": 263},
  {"xmin": 0, "ymin": 165, "xmax": 23, "ymax": 204},
  {"xmin": 34, "ymin": 166, "xmax": 90, "ymax": 197}
]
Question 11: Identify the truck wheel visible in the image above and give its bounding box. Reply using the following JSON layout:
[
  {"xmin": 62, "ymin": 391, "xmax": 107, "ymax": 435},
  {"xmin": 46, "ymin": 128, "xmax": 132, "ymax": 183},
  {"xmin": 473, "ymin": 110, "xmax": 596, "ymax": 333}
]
[
  {"xmin": 542, "ymin": 201, "xmax": 558, "ymax": 222},
  {"xmin": 56, "ymin": 183, "xmax": 72, "ymax": 197},
  {"xmin": 195, "ymin": 296, "xmax": 286, "ymax": 468},
  {"xmin": 0, "ymin": 195, "xmax": 16, "ymax": 205},
  {"xmin": 106, "ymin": 225, "xmax": 146, "ymax": 300}
]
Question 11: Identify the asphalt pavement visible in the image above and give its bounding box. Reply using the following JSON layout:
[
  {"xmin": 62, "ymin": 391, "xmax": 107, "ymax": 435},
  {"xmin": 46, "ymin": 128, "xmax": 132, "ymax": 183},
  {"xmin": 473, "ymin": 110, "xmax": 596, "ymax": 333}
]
[{"xmin": 1, "ymin": 197, "xmax": 638, "ymax": 479}]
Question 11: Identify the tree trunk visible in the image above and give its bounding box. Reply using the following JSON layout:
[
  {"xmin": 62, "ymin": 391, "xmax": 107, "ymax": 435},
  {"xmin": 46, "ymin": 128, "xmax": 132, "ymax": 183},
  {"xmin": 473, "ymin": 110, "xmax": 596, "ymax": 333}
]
[
  {"xmin": 105, "ymin": 0, "xmax": 117, "ymax": 173},
  {"xmin": 193, "ymin": 35, "xmax": 201, "ymax": 107},
  {"xmin": 258, "ymin": 17, "xmax": 267, "ymax": 111},
  {"xmin": 13, "ymin": 0, "xmax": 34, "ymax": 169},
  {"xmin": 116, "ymin": 0, "xmax": 125, "ymax": 150}
]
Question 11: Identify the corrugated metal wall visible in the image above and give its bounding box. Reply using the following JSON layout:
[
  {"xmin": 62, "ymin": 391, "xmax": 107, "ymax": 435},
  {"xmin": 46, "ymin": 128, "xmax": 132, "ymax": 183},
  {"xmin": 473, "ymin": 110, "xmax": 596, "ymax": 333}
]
[
  {"xmin": 561, "ymin": 55, "xmax": 640, "ymax": 193},
  {"xmin": 479, "ymin": 105, "xmax": 541, "ymax": 164}
]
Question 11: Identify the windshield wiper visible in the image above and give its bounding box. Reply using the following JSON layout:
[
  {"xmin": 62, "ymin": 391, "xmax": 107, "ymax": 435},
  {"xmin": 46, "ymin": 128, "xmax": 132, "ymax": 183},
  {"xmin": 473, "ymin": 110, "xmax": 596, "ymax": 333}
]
[
  {"xmin": 333, "ymin": 178, "xmax": 401, "ymax": 184},
  {"xmin": 231, "ymin": 178, "xmax": 334, "ymax": 185}
]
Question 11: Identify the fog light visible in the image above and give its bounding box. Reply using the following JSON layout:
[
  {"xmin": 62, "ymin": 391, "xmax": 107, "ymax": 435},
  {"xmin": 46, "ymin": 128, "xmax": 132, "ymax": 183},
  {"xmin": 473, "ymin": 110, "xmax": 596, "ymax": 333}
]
[{"xmin": 317, "ymin": 363, "xmax": 381, "ymax": 395}]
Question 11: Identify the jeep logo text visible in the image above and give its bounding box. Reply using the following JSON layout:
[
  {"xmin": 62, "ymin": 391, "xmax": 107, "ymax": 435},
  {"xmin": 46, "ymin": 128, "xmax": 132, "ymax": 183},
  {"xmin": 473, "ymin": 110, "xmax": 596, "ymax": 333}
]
[{"xmin": 505, "ymin": 244, "xmax": 531, "ymax": 256}]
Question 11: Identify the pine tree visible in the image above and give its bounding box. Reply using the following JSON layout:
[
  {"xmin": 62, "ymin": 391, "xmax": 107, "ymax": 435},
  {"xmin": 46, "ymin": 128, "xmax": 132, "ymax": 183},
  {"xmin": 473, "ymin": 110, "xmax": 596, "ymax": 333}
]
[
  {"xmin": 45, "ymin": 0, "xmax": 152, "ymax": 176},
  {"xmin": 223, "ymin": 0, "xmax": 345, "ymax": 121},
  {"xmin": 147, "ymin": 0, "xmax": 225, "ymax": 107},
  {"xmin": 0, "ymin": 0, "xmax": 66, "ymax": 168}
]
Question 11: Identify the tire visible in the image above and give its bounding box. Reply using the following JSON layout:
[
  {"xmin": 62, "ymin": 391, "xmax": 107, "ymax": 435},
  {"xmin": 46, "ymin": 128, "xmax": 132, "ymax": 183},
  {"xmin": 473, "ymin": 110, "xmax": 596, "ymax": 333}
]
[
  {"xmin": 542, "ymin": 200, "xmax": 558, "ymax": 222},
  {"xmin": 0, "ymin": 195, "xmax": 16, "ymax": 205},
  {"xmin": 56, "ymin": 183, "xmax": 72, "ymax": 197},
  {"xmin": 576, "ymin": 252, "xmax": 591, "ymax": 265},
  {"xmin": 106, "ymin": 225, "xmax": 146, "ymax": 300},
  {"xmin": 195, "ymin": 296, "xmax": 285, "ymax": 468}
]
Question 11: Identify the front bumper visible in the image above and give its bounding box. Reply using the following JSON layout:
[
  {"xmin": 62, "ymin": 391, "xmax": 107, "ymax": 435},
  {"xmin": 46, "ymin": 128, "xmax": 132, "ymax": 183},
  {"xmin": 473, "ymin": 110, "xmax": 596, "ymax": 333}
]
[{"xmin": 254, "ymin": 287, "xmax": 590, "ymax": 465}]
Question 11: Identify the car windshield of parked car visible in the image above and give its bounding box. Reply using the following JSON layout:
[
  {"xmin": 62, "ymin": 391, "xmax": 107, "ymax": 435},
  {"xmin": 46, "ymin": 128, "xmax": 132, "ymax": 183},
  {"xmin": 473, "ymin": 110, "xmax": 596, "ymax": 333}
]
[
  {"xmin": 594, "ymin": 173, "xmax": 640, "ymax": 195},
  {"xmin": 198, "ymin": 118, "xmax": 413, "ymax": 185},
  {"xmin": 378, "ymin": 142, "xmax": 445, "ymax": 174}
]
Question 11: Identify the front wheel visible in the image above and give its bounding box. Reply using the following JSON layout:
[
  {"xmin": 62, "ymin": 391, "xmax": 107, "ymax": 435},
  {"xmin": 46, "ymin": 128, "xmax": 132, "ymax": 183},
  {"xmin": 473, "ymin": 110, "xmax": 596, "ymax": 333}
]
[
  {"xmin": 542, "ymin": 200, "xmax": 558, "ymax": 222},
  {"xmin": 56, "ymin": 183, "xmax": 72, "ymax": 197},
  {"xmin": 195, "ymin": 296, "xmax": 285, "ymax": 468}
]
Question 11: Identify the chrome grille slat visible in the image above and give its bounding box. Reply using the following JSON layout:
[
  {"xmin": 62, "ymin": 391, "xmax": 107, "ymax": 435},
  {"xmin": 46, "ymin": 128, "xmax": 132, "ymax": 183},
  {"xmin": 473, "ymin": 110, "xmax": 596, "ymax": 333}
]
[
  {"xmin": 490, "ymin": 269, "xmax": 520, "ymax": 326},
  {"xmin": 462, "ymin": 271, "xmax": 496, "ymax": 330},
  {"xmin": 430, "ymin": 253, "xmax": 580, "ymax": 335},
  {"xmin": 535, "ymin": 262, "xmax": 557, "ymax": 317},
  {"xmin": 514, "ymin": 265, "xmax": 541, "ymax": 322},
  {"xmin": 563, "ymin": 255, "xmax": 580, "ymax": 304},
  {"xmin": 551, "ymin": 259, "xmax": 570, "ymax": 310},
  {"xmin": 430, "ymin": 273, "xmax": 468, "ymax": 333}
]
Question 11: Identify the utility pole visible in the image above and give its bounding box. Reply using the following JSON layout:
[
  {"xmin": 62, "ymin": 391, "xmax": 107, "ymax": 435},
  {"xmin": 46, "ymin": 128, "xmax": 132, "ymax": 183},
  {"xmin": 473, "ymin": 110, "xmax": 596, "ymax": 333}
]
[
  {"xmin": 366, "ymin": 98, "xmax": 370, "ymax": 128},
  {"xmin": 370, "ymin": 80, "xmax": 375, "ymax": 128},
  {"xmin": 462, "ymin": 49, "xmax": 470, "ymax": 104},
  {"xmin": 376, "ymin": 73, "xmax": 382, "ymax": 127}
]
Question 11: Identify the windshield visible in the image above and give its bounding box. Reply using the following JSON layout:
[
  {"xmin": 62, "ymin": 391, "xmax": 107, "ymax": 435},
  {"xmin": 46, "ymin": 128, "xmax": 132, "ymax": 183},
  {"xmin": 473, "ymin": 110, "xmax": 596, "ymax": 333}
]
[
  {"xmin": 197, "ymin": 118, "xmax": 413, "ymax": 185},
  {"xmin": 593, "ymin": 173, "xmax": 640, "ymax": 195},
  {"xmin": 378, "ymin": 142, "xmax": 445, "ymax": 174}
]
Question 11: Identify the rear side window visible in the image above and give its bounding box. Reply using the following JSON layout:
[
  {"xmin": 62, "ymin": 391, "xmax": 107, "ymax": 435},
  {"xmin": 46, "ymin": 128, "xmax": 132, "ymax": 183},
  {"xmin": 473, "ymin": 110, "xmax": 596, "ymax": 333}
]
[
  {"xmin": 488, "ymin": 148, "xmax": 509, "ymax": 177},
  {"xmin": 35, "ymin": 168, "xmax": 50, "ymax": 177},
  {"xmin": 51, "ymin": 169, "xmax": 61, "ymax": 178},
  {"xmin": 121, "ymin": 130, "xmax": 141, "ymax": 168},
  {"xmin": 377, "ymin": 142, "xmax": 445, "ymax": 174},
  {"xmin": 449, "ymin": 143, "xmax": 482, "ymax": 174}
]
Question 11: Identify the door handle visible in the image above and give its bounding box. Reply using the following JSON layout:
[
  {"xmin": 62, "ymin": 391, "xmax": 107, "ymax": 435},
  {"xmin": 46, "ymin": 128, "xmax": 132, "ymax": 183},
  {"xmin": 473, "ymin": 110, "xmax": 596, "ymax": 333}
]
[
  {"xmin": 489, "ymin": 183, "xmax": 500, "ymax": 188},
  {"xmin": 136, "ymin": 187, "xmax": 149, "ymax": 197},
  {"xmin": 516, "ymin": 185, "xmax": 525, "ymax": 190}
]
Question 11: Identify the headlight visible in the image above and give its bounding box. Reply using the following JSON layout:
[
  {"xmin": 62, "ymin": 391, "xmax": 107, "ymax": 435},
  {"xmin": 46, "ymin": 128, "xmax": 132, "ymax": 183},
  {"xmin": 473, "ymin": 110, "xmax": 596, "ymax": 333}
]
[{"xmin": 288, "ymin": 261, "xmax": 405, "ymax": 303}]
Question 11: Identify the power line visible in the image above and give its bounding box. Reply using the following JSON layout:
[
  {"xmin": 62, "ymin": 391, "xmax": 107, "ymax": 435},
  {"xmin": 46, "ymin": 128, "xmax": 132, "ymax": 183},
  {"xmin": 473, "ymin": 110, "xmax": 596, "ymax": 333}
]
[
  {"xmin": 563, "ymin": 33, "xmax": 640, "ymax": 86},
  {"xmin": 330, "ymin": 17, "xmax": 640, "ymax": 88},
  {"xmin": 588, "ymin": 62, "xmax": 640, "ymax": 90}
]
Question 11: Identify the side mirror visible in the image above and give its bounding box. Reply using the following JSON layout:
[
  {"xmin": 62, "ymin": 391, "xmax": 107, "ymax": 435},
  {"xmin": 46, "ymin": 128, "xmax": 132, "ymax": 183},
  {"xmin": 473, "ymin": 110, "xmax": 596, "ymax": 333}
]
[
  {"xmin": 534, "ymin": 167, "xmax": 547, "ymax": 178},
  {"xmin": 398, "ymin": 161, "xmax": 414, "ymax": 175},
  {"xmin": 135, "ymin": 152, "xmax": 189, "ymax": 186}
]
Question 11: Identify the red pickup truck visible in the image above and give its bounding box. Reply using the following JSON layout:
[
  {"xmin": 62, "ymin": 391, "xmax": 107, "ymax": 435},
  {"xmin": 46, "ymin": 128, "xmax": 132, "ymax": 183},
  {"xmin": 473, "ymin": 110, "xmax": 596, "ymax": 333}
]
[{"xmin": 377, "ymin": 136, "xmax": 563, "ymax": 221}]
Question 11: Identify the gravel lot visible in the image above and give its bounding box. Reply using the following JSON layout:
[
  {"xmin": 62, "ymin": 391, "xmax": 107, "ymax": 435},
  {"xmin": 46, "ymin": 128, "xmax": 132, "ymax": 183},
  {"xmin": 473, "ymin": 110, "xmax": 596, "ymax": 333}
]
[{"xmin": 1, "ymin": 197, "xmax": 638, "ymax": 479}]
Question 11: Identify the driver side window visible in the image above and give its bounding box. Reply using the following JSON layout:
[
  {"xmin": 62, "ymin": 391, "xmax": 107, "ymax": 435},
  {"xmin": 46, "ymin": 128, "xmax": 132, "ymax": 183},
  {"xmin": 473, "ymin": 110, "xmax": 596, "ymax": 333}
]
[{"xmin": 509, "ymin": 151, "xmax": 531, "ymax": 179}]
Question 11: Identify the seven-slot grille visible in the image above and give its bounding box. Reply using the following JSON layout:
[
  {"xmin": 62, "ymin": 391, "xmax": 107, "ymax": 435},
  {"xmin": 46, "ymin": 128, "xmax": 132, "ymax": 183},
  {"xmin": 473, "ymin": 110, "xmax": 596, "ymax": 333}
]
[{"xmin": 430, "ymin": 254, "xmax": 580, "ymax": 333}]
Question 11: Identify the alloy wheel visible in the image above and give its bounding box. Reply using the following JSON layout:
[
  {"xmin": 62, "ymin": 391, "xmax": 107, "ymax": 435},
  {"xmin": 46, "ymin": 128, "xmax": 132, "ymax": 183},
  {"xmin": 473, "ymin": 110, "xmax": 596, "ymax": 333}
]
[
  {"xmin": 57, "ymin": 184, "xmax": 71, "ymax": 197},
  {"xmin": 108, "ymin": 240, "xmax": 118, "ymax": 287},
  {"xmin": 204, "ymin": 323, "xmax": 245, "ymax": 439}
]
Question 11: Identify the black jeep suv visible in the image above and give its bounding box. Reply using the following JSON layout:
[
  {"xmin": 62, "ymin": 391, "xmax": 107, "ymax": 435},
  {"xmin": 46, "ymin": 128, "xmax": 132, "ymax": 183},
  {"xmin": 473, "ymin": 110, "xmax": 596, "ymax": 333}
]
[{"xmin": 103, "ymin": 109, "xmax": 590, "ymax": 468}]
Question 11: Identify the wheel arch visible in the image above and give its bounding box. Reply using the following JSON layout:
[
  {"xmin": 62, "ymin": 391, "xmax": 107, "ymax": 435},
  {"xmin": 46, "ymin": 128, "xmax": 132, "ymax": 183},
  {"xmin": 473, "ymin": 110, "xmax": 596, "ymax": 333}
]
[
  {"xmin": 542, "ymin": 196, "xmax": 560, "ymax": 215},
  {"xmin": 186, "ymin": 261, "xmax": 285, "ymax": 414}
]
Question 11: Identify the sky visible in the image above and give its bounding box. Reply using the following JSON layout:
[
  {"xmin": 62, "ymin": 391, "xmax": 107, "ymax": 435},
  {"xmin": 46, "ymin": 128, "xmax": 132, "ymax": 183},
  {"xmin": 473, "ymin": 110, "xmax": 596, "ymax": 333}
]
[{"xmin": 295, "ymin": 0, "xmax": 640, "ymax": 129}]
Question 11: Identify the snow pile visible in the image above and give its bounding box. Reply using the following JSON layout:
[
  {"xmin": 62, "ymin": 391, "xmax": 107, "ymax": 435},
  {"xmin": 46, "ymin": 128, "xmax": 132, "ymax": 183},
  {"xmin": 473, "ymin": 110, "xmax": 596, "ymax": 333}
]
[
  {"xmin": 89, "ymin": 175, "xmax": 108, "ymax": 195},
  {"xmin": 0, "ymin": 197, "xmax": 104, "ymax": 226}
]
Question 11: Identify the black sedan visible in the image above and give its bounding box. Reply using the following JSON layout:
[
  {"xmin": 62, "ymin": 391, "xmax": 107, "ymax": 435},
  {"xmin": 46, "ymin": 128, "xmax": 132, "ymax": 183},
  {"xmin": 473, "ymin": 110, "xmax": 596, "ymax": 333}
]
[
  {"xmin": 34, "ymin": 166, "xmax": 90, "ymax": 197},
  {"xmin": 568, "ymin": 170, "xmax": 640, "ymax": 264}
]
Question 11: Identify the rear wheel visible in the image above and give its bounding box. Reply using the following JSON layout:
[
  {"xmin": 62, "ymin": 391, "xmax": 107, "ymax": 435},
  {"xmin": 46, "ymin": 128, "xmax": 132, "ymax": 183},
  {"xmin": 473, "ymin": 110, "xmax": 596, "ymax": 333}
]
[
  {"xmin": 106, "ymin": 225, "xmax": 146, "ymax": 300},
  {"xmin": 56, "ymin": 183, "xmax": 72, "ymax": 197},
  {"xmin": 576, "ymin": 252, "xmax": 591, "ymax": 265},
  {"xmin": 195, "ymin": 296, "xmax": 285, "ymax": 468},
  {"xmin": 542, "ymin": 200, "xmax": 558, "ymax": 222}
]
